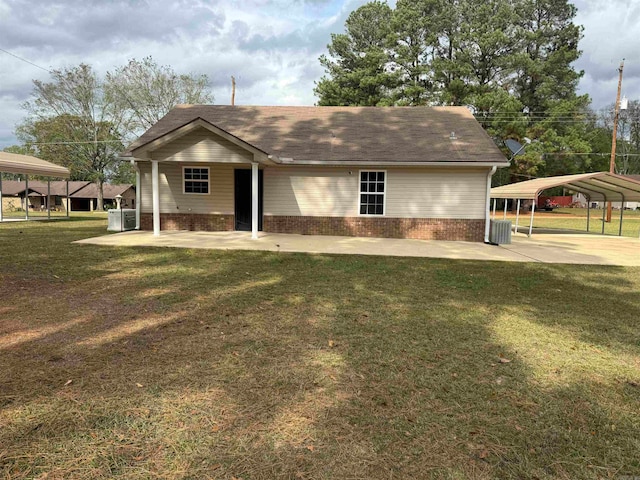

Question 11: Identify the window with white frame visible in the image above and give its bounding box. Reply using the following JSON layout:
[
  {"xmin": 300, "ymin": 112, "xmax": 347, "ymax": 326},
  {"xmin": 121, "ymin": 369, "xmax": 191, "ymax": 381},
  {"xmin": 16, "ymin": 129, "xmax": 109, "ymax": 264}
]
[
  {"xmin": 183, "ymin": 167, "xmax": 210, "ymax": 194},
  {"xmin": 359, "ymin": 171, "xmax": 385, "ymax": 215}
]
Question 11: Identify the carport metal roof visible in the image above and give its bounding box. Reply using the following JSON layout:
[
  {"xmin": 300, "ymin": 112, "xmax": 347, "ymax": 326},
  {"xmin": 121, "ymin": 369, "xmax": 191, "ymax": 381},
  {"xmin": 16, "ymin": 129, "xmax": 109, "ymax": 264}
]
[
  {"xmin": 490, "ymin": 172, "xmax": 640, "ymax": 202},
  {"xmin": 0, "ymin": 152, "xmax": 69, "ymax": 178},
  {"xmin": 489, "ymin": 172, "xmax": 640, "ymax": 238}
]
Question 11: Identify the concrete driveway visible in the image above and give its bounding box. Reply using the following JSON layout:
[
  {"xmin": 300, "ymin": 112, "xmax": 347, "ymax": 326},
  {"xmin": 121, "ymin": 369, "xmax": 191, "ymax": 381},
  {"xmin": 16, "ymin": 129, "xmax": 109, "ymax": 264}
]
[{"xmin": 75, "ymin": 230, "xmax": 640, "ymax": 266}]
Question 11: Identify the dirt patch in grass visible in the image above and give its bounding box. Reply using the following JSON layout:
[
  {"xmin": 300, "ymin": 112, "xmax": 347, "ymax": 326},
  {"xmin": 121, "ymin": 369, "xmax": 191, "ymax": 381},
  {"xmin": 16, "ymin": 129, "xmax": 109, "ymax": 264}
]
[{"xmin": 1, "ymin": 217, "xmax": 640, "ymax": 479}]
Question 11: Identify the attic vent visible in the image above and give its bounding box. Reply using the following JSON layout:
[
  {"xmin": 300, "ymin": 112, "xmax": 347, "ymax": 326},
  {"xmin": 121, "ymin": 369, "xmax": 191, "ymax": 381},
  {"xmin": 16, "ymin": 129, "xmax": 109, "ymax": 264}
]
[{"xmin": 449, "ymin": 131, "xmax": 457, "ymax": 140}]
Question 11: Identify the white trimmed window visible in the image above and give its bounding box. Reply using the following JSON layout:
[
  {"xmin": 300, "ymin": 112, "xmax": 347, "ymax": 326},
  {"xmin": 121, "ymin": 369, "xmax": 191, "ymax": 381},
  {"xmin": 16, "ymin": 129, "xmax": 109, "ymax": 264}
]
[
  {"xmin": 183, "ymin": 167, "xmax": 210, "ymax": 194},
  {"xmin": 359, "ymin": 170, "xmax": 386, "ymax": 215}
]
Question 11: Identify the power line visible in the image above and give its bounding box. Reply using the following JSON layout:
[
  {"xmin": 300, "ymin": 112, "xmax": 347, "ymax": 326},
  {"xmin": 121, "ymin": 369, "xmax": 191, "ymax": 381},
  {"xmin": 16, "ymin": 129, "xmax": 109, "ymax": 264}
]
[
  {"xmin": 0, "ymin": 48, "xmax": 50, "ymax": 73},
  {"xmin": 543, "ymin": 152, "xmax": 640, "ymax": 157}
]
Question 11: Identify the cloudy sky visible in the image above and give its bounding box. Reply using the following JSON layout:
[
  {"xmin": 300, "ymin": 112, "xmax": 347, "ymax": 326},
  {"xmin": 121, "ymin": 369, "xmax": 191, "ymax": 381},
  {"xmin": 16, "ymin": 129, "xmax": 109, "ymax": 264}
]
[{"xmin": 0, "ymin": 0, "xmax": 638, "ymax": 148}]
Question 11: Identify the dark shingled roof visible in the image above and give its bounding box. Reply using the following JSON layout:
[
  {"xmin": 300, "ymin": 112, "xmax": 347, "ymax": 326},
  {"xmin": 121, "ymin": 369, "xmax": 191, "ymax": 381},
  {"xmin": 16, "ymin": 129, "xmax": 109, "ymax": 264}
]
[
  {"xmin": 71, "ymin": 183, "xmax": 134, "ymax": 199},
  {"xmin": 125, "ymin": 105, "xmax": 508, "ymax": 165}
]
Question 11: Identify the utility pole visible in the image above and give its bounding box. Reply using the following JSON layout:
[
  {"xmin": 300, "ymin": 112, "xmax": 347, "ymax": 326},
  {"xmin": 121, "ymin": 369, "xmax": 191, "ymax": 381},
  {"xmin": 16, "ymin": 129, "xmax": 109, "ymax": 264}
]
[
  {"xmin": 607, "ymin": 60, "xmax": 624, "ymax": 222},
  {"xmin": 231, "ymin": 76, "xmax": 236, "ymax": 106}
]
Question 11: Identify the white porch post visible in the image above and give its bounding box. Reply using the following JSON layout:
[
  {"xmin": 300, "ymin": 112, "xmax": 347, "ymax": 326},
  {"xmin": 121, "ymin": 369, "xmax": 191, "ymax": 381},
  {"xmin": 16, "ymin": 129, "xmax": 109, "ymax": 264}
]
[
  {"xmin": 251, "ymin": 162, "xmax": 258, "ymax": 239},
  {"xmin": 152, "ymin": 160, "xmax": 160, "ymax": 236},
  {"xmin": 135, "ymin": 163, "xmax": 141, "ymax": 230}
]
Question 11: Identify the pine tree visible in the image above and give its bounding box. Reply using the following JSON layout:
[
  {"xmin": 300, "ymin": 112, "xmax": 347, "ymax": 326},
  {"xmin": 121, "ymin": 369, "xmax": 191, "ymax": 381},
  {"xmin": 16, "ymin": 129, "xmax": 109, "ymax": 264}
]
[{"xmin": 315, "ymin": 1, "xmax": 396, "ymax": 106}]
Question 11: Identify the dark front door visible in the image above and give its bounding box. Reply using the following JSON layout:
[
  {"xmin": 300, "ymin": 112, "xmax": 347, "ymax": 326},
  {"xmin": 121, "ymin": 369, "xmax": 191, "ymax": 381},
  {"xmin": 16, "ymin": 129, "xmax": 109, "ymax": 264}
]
[{"xmin": 234, "ymin": 169, "xmax": 263, "ymax": 231}]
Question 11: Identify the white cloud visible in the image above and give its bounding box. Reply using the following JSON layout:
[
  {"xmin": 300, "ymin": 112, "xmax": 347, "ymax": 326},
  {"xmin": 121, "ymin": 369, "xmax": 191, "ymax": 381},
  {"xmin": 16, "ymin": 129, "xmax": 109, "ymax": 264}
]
[
  {"xmin": 1, "ymin": 0, "xmax": 637, "ymax": 148},
  {"xmin": 574, "ymin": 0, "xmax": 640, "ymax": 108}
]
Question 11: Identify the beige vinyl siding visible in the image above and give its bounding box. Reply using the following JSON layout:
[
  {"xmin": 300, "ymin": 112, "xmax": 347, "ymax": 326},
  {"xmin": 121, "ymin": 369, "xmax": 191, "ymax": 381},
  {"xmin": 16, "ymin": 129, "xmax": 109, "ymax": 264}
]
[
  {"xmin": 139, "ymin": 162, "xmax": 242, "ymax": 214},
  {"xmin": 386, "ymin": 168, "xmax": 487, "ymax": 219},
  {"xmin": 264, "ymin": 167, "xmax": 359, "ymax": 217},
  {"xmin": 264, "ymin": 166, "xmax": 488, "ymax": 219},
  {"xmin": 150, "ymin": 127, "xmax": 253, "ymax": 163}
]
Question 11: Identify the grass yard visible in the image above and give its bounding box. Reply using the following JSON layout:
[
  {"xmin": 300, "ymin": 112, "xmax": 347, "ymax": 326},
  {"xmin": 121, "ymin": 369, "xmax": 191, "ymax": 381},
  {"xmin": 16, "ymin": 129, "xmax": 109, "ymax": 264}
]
[
  {"xmin": 504, "ymin": 207, "xmax": 640, "ymax": 238},
  {"xmin": 1, "ymin": 217, "xmax": 640, "ymax": 479}
]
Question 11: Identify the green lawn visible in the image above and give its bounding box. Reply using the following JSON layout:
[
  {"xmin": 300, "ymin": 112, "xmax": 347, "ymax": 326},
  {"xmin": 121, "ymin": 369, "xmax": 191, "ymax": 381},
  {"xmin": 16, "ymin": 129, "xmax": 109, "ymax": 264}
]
[
  {"xmin": 504, "ymin": 207, "xmax": 640, "ymax": 238},
  {"xmin": 1, "ymin": 218, "xmax": 640, "ymax": 479}
]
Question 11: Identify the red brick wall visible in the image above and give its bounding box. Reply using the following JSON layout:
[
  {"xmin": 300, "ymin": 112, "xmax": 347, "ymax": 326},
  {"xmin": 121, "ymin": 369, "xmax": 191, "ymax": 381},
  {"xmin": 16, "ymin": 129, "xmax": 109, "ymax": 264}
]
[
  {"xmin": 140, "ymin": 213, "xmax": 485, "ymax": 241},
  {"xmin": 140, "ymin": 213, "xmax": 234, "ymax": 232},
  {"xmin": 263, "ymin": 216, "xmax": 485, "ymax": 242}
]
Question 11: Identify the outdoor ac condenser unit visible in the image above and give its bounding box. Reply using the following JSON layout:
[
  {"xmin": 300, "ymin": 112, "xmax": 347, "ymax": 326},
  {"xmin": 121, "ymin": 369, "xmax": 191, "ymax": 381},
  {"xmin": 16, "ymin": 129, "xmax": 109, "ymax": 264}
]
[
  {"xmin": 108, "ymin": 209, "xmax": 137, "ymax": 232},
  {"xmin": 489, "ymin": 220, "xmax": 512, "ymax": 245}
]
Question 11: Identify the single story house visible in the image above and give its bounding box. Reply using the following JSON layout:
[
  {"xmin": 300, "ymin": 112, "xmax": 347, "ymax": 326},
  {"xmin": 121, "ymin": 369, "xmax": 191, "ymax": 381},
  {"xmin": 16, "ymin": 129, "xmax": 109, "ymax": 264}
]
[
  {"xmin": 1, "ymin": 180, "xmax": 135, "ymax": 212},
  {"xmin": 122, "ymin": 105, "xmax": 509, "ymax": 242},
  {"xmin": 68, "ymin": 183, "xmax": 136, "ymax": 211}
]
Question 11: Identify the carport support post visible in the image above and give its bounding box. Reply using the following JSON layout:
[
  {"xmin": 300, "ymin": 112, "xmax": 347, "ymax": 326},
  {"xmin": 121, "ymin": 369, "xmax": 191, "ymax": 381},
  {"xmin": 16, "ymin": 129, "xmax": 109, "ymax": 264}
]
[
  {"xmin": 66, "ymin": 179, "xmax": 69, "ymax": 218},
  {"xmin": 601, "ymin": 197, "xmax": 607, "ymax": 235},
  {"xmin": 515, "ymin": 199, "xmax": 520, "ymax": 233},
  {"xmin": 251, "ymin": 162, "xmax": 258, "ymax": 240},
  {"xmin": 47, "ymin": 179, "xmax": 51, "ymax": 220},
  {"xmin": 586, "ymin": 199, "xmax": 590, "ymax": 232},
  {"xmin": 492, "ymin": 199, "xmax": 496, "ymax": 219},
  {"xmin": 503, "ymin": 199, "xmax": 507, "ymax": 220},
  {"xmin": 528, "ymin": 202, "xmax": 535, "ymax": 237},
  {"xmin": 619, "ymin": 194, "xmax": 625, "ymax": 236},
  {"xmin": 152, "ymin": 160, "xmax": 160, "ymax": 236}
]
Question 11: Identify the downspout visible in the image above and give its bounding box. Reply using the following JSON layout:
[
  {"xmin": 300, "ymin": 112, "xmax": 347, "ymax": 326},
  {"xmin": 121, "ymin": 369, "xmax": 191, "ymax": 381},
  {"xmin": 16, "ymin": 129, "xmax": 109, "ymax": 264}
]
[{"xmin": 484, "ymin": 166, "xmax": 497, "ymax": 243}]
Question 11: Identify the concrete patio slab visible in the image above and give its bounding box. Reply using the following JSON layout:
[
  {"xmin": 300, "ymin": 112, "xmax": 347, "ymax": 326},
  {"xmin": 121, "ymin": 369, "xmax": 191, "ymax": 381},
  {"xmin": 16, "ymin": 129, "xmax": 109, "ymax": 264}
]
[
  {"xmin": 500, "ymin": 232, "xmax": 640, "ymax": 266},
  {"xmin": 74, "ymin": 230, "xmax": 640, "ymax": 266}
]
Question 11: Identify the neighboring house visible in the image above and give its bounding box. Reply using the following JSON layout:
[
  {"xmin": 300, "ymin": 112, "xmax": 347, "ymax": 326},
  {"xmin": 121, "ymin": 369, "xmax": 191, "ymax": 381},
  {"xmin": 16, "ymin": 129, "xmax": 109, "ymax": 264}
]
[
  {"xmin": 573, "ymin": 174, "xmax": 640, "ymax": 210},
  {"xmin": 122, "ymin": 105, "xmax": 509, "ymax": 242},
  {"xmin": 1, "ymin": 180, "xmax": 135, "ymax": 212},
  {"xmin": 68, "ymin": 183, "xmax": 136, "ymax": 211}
]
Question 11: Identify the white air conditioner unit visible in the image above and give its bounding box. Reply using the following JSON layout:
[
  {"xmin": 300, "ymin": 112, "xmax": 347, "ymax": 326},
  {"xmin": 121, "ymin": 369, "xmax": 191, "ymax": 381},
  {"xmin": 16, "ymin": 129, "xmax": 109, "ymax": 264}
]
[{"xmin": 489, "ymin": 220, "xmax": 512, "ymax": 244}]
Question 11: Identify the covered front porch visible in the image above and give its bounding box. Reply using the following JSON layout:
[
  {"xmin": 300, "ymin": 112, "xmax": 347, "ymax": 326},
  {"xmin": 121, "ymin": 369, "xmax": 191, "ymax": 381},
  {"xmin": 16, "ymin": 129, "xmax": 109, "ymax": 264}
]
[
  {"xmin": 131, "ymin": 118, "xmax": 276, "ymax": 239},
  {"xmin": 143, "ymin": 160, "xmax": 263, "ymax": 239}
]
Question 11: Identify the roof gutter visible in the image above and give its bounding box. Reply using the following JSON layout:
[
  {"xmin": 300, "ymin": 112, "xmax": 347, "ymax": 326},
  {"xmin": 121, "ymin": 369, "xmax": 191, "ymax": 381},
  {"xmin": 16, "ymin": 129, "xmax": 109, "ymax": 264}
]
[
  {"xmin": 126, "ymin": 156, "xmax": 506, "ymax": 167},
  {"xmin": 274, "ymin": 158, "xmax": 508, "ymax": 167},
  {"xmin": 484, "ymin": 166, "xmax": 497, "ymax": 244}
]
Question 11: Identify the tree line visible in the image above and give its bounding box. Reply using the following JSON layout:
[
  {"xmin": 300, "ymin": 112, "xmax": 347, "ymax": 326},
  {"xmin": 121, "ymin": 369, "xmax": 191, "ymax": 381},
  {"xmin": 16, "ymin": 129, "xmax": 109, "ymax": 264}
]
[
  {"xmin": 315, "ymin": 0, "xmax": 639, "ymax": 181},
  {"xmin": 5, "ymin": 57, "xmax": 213, "ymax": 209}
]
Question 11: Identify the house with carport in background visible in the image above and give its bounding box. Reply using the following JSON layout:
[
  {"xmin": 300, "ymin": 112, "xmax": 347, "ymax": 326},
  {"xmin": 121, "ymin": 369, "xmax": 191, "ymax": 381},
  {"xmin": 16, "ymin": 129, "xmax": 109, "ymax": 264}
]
[{"xmin": 121, "ymin": 105, "xmax": 509, "ymax": 242}]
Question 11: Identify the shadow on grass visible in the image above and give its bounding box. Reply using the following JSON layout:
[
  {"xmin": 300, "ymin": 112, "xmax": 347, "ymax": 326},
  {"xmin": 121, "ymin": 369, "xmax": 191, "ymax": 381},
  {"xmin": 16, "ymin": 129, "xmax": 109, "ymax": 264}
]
[{"xmin": 1, "ymin": 219, "xmax": 640, "ymax": 479}]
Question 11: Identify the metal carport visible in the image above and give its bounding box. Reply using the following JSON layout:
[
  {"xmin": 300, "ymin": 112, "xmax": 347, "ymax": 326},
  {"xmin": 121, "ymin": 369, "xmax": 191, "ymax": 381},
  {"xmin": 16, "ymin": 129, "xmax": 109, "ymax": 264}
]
[
  {"xmin": 490, "ymin": 172, "xmax": 640, "ymax": 237},
  {"xmin": 0, "ymin": 152, "xmax": 70, "ymax": 222}
]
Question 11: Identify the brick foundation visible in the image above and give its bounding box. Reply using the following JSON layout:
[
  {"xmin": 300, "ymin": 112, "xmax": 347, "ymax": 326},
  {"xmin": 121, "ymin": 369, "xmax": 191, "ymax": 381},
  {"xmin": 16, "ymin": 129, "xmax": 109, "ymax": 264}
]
[
  {"xmin": 140, "ymin": 213, "xmax": 234, "ymax": 232},
  {"xmin": 140, "ymin": 213, "xmax": 485, "ymax": 241},
  {"xmin": 263, "ymin": 216, "xmax": 485, "ymax": 242}
]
